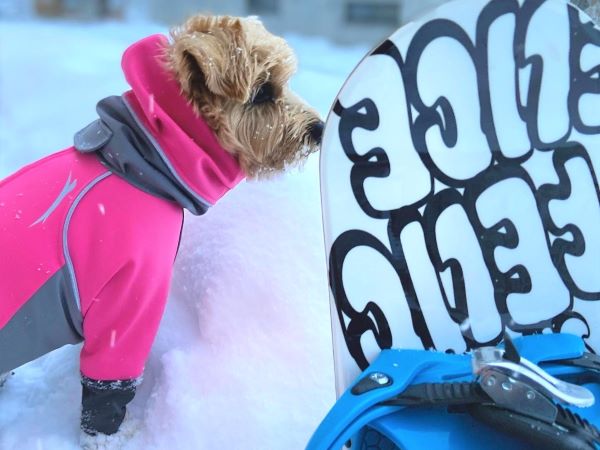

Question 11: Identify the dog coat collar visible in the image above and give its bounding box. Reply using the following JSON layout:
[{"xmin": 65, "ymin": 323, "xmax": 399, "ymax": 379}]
[
  {"xmin": 119, "ymin": 34, "xmax": 245, "ymax": 206},
  {"xmin": 75, "ymin": 95, "xmax": 211, "ymax": 215}
]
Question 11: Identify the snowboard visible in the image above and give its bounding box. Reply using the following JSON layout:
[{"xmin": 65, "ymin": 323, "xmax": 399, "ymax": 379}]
[{"xmin": 320, "ymin": 0, "xmax": 600, "ymax": 397}]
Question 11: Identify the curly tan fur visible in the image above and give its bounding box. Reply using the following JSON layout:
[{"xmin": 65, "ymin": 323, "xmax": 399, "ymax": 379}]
[{"xmin": 166, "ymin": 15, "xmax": 322, "ymax": 178}]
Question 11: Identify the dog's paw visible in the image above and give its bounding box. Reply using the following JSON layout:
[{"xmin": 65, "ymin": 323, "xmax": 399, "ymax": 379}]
[{"xmin": 79, "ymin": 414, "xmax": 142, "ymax": 450}]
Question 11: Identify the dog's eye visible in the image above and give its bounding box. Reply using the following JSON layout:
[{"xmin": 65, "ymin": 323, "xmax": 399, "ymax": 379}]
[{"xmin": 252, "ymin": 83, "xmax": 275, "ymax": 105}]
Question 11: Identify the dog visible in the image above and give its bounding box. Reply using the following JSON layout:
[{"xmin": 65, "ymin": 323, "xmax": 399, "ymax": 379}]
[{"xmin": 0, "ymin": 15, "xmax": 322, "ymax": 437}]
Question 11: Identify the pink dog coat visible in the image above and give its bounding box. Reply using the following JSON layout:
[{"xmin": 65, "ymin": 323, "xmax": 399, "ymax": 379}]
[{"xmin": 0, "ymin": 34, "xmax": 244, "ymax": 381}]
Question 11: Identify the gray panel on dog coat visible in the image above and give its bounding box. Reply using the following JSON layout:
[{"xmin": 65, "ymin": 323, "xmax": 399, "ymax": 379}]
[{"xmin": 0, "ymin": 267, "xmax": 83, "ymax": 373}]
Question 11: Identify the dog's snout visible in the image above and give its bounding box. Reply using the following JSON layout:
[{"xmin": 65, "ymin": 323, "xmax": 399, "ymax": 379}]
[{"xmin": 309, "ymin": 121, "xmax": 324, "ymax": 145}]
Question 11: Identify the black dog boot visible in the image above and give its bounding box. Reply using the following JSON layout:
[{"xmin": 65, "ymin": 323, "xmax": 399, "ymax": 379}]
[{"xmin": 80, "ymin": 375, "xmax": 139, "ymax": 436}]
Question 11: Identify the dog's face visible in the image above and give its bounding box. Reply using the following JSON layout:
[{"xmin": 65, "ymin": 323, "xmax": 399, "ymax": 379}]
[{"xmin": 167, "ymin": 15, "xmax": 323, "ymax": 178}]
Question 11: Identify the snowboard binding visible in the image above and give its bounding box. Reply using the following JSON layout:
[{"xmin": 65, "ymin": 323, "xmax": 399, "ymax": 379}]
[
  {"xmin": 308, "ymin": 334, "xmax": 600, "ymax": 450},
  {"xmin": 468, "ymin": 339, "xmax": 600, "ymax": 450}
]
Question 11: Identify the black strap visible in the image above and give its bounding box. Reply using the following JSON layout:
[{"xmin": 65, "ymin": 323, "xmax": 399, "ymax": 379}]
[
  {"xmin": 552, "ymin": 353, "xmax": 600, "ymax": 372},
  {"xmin": 379, "ymin": 377, "xmax": 599, "ymax": 450},
  {"xmin": 545, "ymin": 352, "xmax": 600, "ymax": 385},
  {"xmin": 467, "ymin": 403, "xmax": 600, "ymax": 450},
  {"xmin": 382, "ymin": 381, "xmax": 490, "ymax": 407},
  {"xmin": 555, "ymin": 403, "xmax": 600, "ymax": 446}
]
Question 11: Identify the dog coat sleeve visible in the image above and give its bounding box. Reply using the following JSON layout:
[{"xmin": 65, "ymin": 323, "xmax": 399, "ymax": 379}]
[{"xmin": 66, "ymin": 173, "xmax": 184, "ymax": 381}]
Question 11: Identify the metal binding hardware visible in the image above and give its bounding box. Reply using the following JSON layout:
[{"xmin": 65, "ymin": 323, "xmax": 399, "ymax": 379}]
[
  {"xmin": 553, "ymin": 352, "xmax": 600, "ymax": 372},
  {"xmin": 472, "ymin": 345, "xmax": 595, "ymax": 408},
  {"xmin": 307, "ymin": 336, "xmax": 600, "ymax": 450},
  {"xmin": 476, "ymin": 368, "xmax": 558, "ymax": 423}
]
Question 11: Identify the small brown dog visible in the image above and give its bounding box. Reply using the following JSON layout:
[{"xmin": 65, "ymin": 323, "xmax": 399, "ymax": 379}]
[
  {"xmin": 168, "ymin": 15, "xmax": 323, "ymax": 177},
  {"xmin": 0, "ymin": 14, "xmax": 322, "ymax": 439}
]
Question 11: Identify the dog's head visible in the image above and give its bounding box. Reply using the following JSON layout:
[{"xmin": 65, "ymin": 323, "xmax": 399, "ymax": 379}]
[{"xmin": 166, "ymin": 15, "xmax": 323, "ymax": 178}]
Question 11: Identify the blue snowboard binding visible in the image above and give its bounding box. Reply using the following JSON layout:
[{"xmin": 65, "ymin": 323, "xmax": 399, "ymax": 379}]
[{"xmin": 308, "ymin": 333, "xmax": 600, "ymax": 450}]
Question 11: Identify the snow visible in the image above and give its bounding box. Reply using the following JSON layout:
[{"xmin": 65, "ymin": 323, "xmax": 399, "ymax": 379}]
[{"xmin": 0, "ymin": 19, "xmax": 368, "ymax": 449}]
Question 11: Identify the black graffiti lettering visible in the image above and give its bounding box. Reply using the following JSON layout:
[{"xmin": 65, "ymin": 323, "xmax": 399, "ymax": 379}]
[
  {"xmin": 468, "ymin": 168, "xmax": 571, "ymax": 329},
  {"xmin": 477, "ymin": 0, "xmax": 532, "ymax": 161},
  {"xmin": 516, "ymin": 0, "xmax": 572, "ymax": 148},
  {"xmin": 390, "ymin": 213, "xmax": 467, "ymax": 353},
  {"xmin": 329, "ymin": 230, "xmax": 397, "ymax": 370},
  {"xmin": 335, "ymin": 99, "xmax": 391, "ymax": 219},
  {"xmin": 335, "ymin": 48, "xmax": 434, "ymax": 216},
  {"xmin": 404, "ymin": 19, "xmax": 493, "ymax": 185},
  {"xmin": 423, "ymin": 189, "xmax": 501, "ymax": 347},
  {"xmin": 343, "ymin": 238, "xmax": 426, "ymax": 359},
  {"xmin": 537, "ymin": 144, "xmax": 600, "ymax": 299},
  {"xmin": 552, "ymin": 310, "xmax": 591, "ymax": 344},
  {"xmin": 327, "ymin": 0, "xmax": 600, "ymax": 370},
  {"xmin": 568, "ymin": 6, "xmax": 600, "ymax": 134}
]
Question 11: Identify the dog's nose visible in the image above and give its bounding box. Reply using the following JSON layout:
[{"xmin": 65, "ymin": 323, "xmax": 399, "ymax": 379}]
[{"xmin": 309, "ymin": 121, "xmax": 324, "ymax": 145}]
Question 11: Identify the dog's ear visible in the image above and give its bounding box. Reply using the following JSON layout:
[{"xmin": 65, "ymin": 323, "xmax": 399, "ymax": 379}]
[{"xmin": 168, "ymin": 16, "xmax": 253, "ymax": 103}]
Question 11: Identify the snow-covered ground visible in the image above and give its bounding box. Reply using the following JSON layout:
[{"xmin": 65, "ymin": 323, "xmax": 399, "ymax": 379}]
[{"xmin": 0, "ymin": 19, "xmax": 368, "ymax": 449}]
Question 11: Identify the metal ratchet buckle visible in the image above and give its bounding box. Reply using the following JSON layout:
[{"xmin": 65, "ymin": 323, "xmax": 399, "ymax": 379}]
[{"xmin": 472, "ymin": 345, "xmax": 595, "ymax": 409}]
